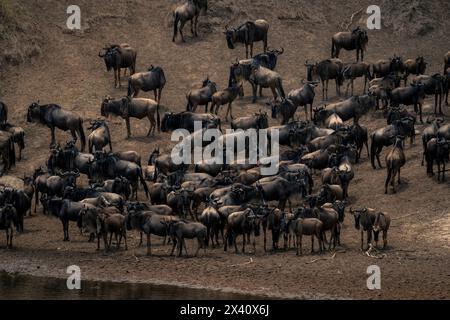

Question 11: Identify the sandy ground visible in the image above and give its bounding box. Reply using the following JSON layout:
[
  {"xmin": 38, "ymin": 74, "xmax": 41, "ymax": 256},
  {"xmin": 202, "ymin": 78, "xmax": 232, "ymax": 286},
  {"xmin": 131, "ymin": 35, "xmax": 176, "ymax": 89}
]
[{"xmin": 0, "ymin": 0, "xmax": 450, "ymax": 299}]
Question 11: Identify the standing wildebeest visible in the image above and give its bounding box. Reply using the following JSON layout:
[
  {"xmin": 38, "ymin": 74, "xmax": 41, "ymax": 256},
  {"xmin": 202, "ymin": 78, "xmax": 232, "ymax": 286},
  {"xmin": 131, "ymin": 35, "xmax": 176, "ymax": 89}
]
[
  {"xmin": 348, "ymin": 124, "xmax": 369, "ymax": 162},
  {"xmin": 224, "ymin": 208, "xmax": 261, "ymax": 254},
  {"xmin": 390, "ymin": 83, "xmax": 426, "ymax": 123},
  {"xmin": 342, "ymin": 62, "xmax": 372, "ymax": 96},
  {"xmin": 421, "ymin": 116, "xmax": 444, "ymax": 165},
  {"xmin": 209, "ymin": 82, "xmax": 242, "ymax": 121},
  {"xmin": 253, "ymin": 47, "xmax": 284, "ymax": 70},
  {"xmin": 255, "ymin": 175, "xmax": 305, "ymax": 211},
  {"xmin": 0, "ymin": 131, "xmax": 16, "ymax": 172},
  {"xmin": 0, "ymin": 123, "xmax": 25, "ymax": 161},
  {"xmin": 101, "ymin": 96, "xmax": 160, "ymax": 138},
  {"xmin": 161, "ymin": 111, "xmax": 220, "ymax": 133},
  {"xmin": 260, "ymin": 207, "xmax": 282, "ymax": 251},
  {"xmin": 231, "ymin": 111, "xmax": 268, "ymax": 130},
  {"xmin": 350, "ymin": 207, "xmax": 391, "ymax": 250},
  {"xmin": 412, "ymin": 74, "xmax": 445, "ymax": 115},
  {"xmin": 186, "ymin": 77, "xmax": 217, "ymax": 112},
  {"xmin": 0, "ymin": 101, "xmax": 8, "ymax": 124},
  {"xmin": 425, "ymin": 138, "xmax": 450, "ymax": 181},
  {"xmin": 287, "ymin": 80, "xmax": 318, "ymax": 121},
  {"xmin": 224, "ymin": 19, "xmax": 269, "ymax": 59},
  {"xmin": 372, "ymin": 56, "xmax": 404, "ymax": 79},
  {"xmin": 128, "ymin": 65, "xmax": 166, "ymax": 104},
  {"xmin": 88, "ymin": 119, "xmax": 112, "ymax": 153},
  {"xmin": 445, "ymin": 67, "xmax": 450, "ymax": 105},
  {"xmin": 199, "ymin": 206, "xmax": 222, "ymax": 247},
  {"xmin": 370, "ymin": 118, "xmax": 414, "ymax": 169},
  {"xmin": 306, "ymin": 59, "xmax": 344, "ymax": 100},
  {"xmin": 172, "ymin": 0, "xmax": 207, "ymax": 42},
  {"xmin": 403, "ymin": 56, "xmax": 427, "ymax": 85},
  {"xmin": 248, "ymin": 62, "xmax": 285, "ymax": 103},
  {"xmin": 291, "ymin": 217, "xmax": 324, "ymax": 255},
  {"xmin": 0, "ymin": 204, "xmax": 17, "ymax": 248},
  {"xmin": 331, "ymin": 27, "xmax": 368, "ymax": 62},
  {"xmin": 27, "ymin": 102, "xmax": 86, "ymax": 152},
  {"xmin": 162, "ymin": 220, "xmax": 207, "ymax": 257},
  {"xmin": 385, "ymin": 136, "xmax": 406, "ymax": 194},
  {"xmin": 98, "ymin": 43, "xmax": 137, "ymax": 88}
]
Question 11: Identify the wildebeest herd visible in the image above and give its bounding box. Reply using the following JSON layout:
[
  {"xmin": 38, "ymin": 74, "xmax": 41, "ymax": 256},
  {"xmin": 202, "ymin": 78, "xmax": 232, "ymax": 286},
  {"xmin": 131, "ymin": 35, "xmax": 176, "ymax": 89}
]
[{"xmin": 1, "ymin": 0, "xmax": 450, "ymax": 259}]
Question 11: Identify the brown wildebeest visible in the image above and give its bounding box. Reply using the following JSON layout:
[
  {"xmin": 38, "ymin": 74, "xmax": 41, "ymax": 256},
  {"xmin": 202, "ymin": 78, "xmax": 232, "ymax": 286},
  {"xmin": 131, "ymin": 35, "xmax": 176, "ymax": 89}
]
[
  {"xmin": 186, "ymin": 77, "xmax": 217, "ymax": 112},
  {"xmin": 331, "ymin": 27, "xmax": 368, "ymax": 62},
  {"xmin": 26, "ymin": 102, "xmax": 86, "ymax": 152},
  {"xmin": 210, "ymin": 82, "xmax": 243, "ymax": 121},
  {"xmin": 342, "ymin": 62, "xmax": 372, "ymax": 96},
  {"xmin": 0, "ymin": 204, "xmax": 17, "ymax": 248},
  {"xmin": 412, "ymin": 74, "xmax": 445, "ymax": 115},
  {"xmin": 350, "ymin": 207, "xmax": 391, "ymax": 250},
  {"xmin": 127, "ymin": 65, "xmax": 166, "ymax": 104},
  {"xmin": 98, "ymin": 43, "xmax": 137, "ymax": 88},
  {"xmin": 101, "ymin": 96, "xmax": 160, "ymax": 138},
  {"xmin": 0, "ymin": 101, "xmax": 8, "ymax": 124},
  {"xmin": 287, "ymin": 80, "xmax": 318, "ymax": 121},
  {"xmin": 224, "ymin": 19, "xmax": 269, "ymax": 59},
  {"xmin": 162, "ymin": 220, "xmax": 207, "ymax": 257},
  {"xmin": 372, "ymin": 56, "xmax": 404, "ymax": 79},
  {"xmin": 88, "ymin": 119, "xmax": 112, "ymax": 153},
  {"xmin": 390, "ymin": 83, "xmax": 426, "ymax": 123},
  {"xmin": 0, "ymin": 123, "xmax": 24, "ymax": 161},
  {"xmin": 172, "ymin": 0, "xmax": 208, "ymax": 43},
  {"xmin": 306, "ymin": 59, "xmax": 344, "ymax": 100},
  {"xmin": 385, "ymin": 136, "xmax": 406, "ymax": 194},
  {"xmin": 403, "ymin": 56, "xmax": 427, "ymax": 85},
  {"xmin": 425, "ymin": 137, "xmax": 450, "ymax": 181},
  {"xmin": 249, "ymin": 62, "xmax": 285, "ymax": 103},
  {"xmin": 290, "ymin": 217, "xmax": 323, "ymax": 255}
]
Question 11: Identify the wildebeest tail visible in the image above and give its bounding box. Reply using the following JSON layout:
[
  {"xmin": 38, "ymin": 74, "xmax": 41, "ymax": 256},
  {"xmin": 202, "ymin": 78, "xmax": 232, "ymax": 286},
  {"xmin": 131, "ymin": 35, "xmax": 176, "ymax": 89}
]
[
  {"xmin": 139, "ymin": 169, "xmax": 150, "ymax": 199},
  {"xmin": 78, "ymin": 118, "xmax": 86, "ymax": 152},
  {"xmin": 370, "ymin": 133, "xmax": 377, "ymax": 169},
  {"xmin": 157, "ymin": 103, "xmax": 161, "ymax": 132}
]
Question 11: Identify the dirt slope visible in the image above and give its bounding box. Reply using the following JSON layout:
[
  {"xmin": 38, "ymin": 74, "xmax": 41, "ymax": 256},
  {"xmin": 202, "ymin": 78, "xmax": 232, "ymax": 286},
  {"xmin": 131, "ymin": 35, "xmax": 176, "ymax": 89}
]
[{"xmin": 0, "ymin": 0, "xmax": 450, "ymax": 299}]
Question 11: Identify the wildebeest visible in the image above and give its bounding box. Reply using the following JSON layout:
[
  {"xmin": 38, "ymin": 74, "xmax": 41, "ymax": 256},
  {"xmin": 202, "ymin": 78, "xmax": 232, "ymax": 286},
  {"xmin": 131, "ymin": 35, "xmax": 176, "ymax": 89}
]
[
  {"xmin": 444, "ymin": 51, "xmax": 450, "ymax": 74},
  {"xmin": 370, "ymin": 118, "xmax": 414, "ymax": 169},
  {"xmin": 172, "ymin": 0, "xmax": 207, "ymax": 42},
  {"xmin": 255, "ymin": 175, "xmax": 304, "ymax": 211},
  {"xmin": 287, "ymin": 80, "xmax": 318, "ymax": 121},
  {"xmin": 248, "ymin": 62, "xmax": 285, "ymax": 103},
  {"xmin": 88, "ymin": 119, "xmax": 112, "ymax": 153},
  {"xmin": 421, "ymin": 116, "xmax": 444, "ymax": 165},
  {"xmin": 224, "ymin": 208, "xmax": 261, "ymax": 254},
  {"xmin": 0, "ymin": 131, "xmax": 15, "ymax": 173},
  {"xmin": 372, "ymin": 56, "xmax": 404, "ymax": 79},
  {"xmin": 127, "ymin": 65, "xmax": 166, "ymax": 104},
  {"xmin": 231, "ymin": 111, "xmax": 268, "ymax": 131},
  {"xmin": 269, "ymin": 98, "xmax": 297, "ymax": 125},
  {"xmin": 224, "ymin": 19, "xmax": 269, "ymax": 58},
  {"xmin": 412, "ymin": 74, "xmax": 445, "ymax": 115},
  {"xmin": 27, "ymin": 102, "xmax": 86, "ymax": 152},
  {"xmin": 347, "ymin": 124, "xmax": 369, "ymax": 162},
  {"xmin": 97, "ymin": 177, "xmax": 132, "ymax": 200},
  {"xmin": 385, "ymin": 136, "xmax": 406, "ymax": 194},
  {"xmin": 46, "ymin": 198, "xmax": 87, "ymax": 241},
  {"xmin": 306, "ymin": 59, "xmax": 344, "ymax": 100},
  {"xmin": 342, "ymin": 62, "xmax": 372, "ymax": 96},
  {"xmin": 98, "ymin": 43, "xmax": 137, "ymax": 88},
  {"xmin": 0, "ymin": 204, "xmax": 17, "ymax": 248},
  {"xmin": 46, "ymin": 171, "xmax": 80, "ymax": 198},
  {"xmin": 291, "ymin": 217, "xmax": 323, "ymax": 255},
  {"xmin": 162, "ymin": 220, "xmax": 207, "ymax": 257},
  {"xmin": 0, "ymin": 123, "xmax": 25, "ymax": 161},
  {"xmin": 390, "ymin": 83, "xmax": 426, "ymax": 123},
  {"xmin": 385, "ymin": 107, "xmax": 417, "ymax": 144},
  {"xmin": 0, "ymin": 101, "xmax": 7, "ymax": 124},
  {"xmin": 403, "ymin": 56, "xmax": 427, "ymax": 85},
  {"xmin": 101, "ymin": 96, "xmax": 160, "ymax": 137},
  {"xmin": 199, "ymin": 205, "xmax": 222, "ymax": 247},
  {"xmin": 253, "ymin": 47, "xmax": 284, "ymax": 70},
  {"xmin": 161, "ymin": 111, "xmax": 220, "ymax": 133},
  {"xmin": 186, "ymin": 77, "xmax": 217, "ymax": 112},
  {"xmin": 260, "ymin": 207, "xmax": 282, "ymax": 251},
  {"xmin": 331, "ymin": 27, "xmax": 368, "ymax": 62},
  {"xmin": 210, "ymin": 82, "xmax": 243, "ymax": 121},
  {"xmin": 425, "ymin": 138, "xmax": 450, "ymax": 181},
  {"xmin": 350, "ymin": 207, "xmax": 391, "ymax": 250}
]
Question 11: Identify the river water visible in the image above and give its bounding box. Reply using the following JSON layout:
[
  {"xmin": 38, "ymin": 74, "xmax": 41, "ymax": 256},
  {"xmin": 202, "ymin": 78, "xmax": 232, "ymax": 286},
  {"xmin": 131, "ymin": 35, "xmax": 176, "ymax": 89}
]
[{"xmin": 0, "ymin": 271, "xmax": 263, "ymax": 300}]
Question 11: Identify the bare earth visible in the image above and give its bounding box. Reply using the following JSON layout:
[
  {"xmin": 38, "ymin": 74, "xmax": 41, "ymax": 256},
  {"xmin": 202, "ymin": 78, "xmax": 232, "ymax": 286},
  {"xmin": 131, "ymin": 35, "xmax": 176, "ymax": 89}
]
[{"xmin": 0, "ymin": 0, "xmax": 450, "ymax": 299}]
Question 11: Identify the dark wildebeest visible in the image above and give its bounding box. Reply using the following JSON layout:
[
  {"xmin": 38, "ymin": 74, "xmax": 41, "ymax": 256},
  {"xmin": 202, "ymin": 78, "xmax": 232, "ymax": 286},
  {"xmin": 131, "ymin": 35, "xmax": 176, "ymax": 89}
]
[
  {"xmin": 385, "ymin": 136, "xmax": 406, "ymax": 194},
  {"xmin": 210, "ymin": 81, "xmax": 243, "ymax": 121},
  {"xmin": 101, "ymin": 96, "xmax": 160, "ymax": 137},
  {"xmin": 390, "ymin": 83, "xmax": 426, "ymax": 123},
  {"xmin": 253, "ymin": 47, "xmax": 284, "ymax": 71},
  {"xmin": 445, "ymin": 67, "xmax": 450, "ymax": 105},
  {"xmin": 306, "ymin": 59, "xmax": 344, "ymax": 100},
  {"xmin": 372, "ymin": 56, "xmax": 404, "ymax": 79},
  {"xmin": 186, "ymin": 77, "xmax": 217, "ymax": 112},
  {"xmin": 342, "ymin": 62, "xmax": 372, "ymax": 96},
  {"xmin": 412, "ymin": 74, "xmax": 445, "ymax": 115},
  {"xmin": 260, "ymin": 207, "xmax": 282, "ymax": 252},
  {"xmin": 0, "ymin": 131, "xmax": 16, "ymax": 172},
  {"xmin": 224, "ymin": 19, "xmax": 269, "ymax": 59},
  {"xmin": 46, "ymin": 197, "xmax": 87, "ymax": 241},
  {"xmin": 98, "ymin": 43, "xmax": 137, "ymax": 88},
  {"xmin": 88, "ymin": 119, "xmax": 112, "ymax": 153},
  {"xmin": 127, "ymin": 65, "xmax": 166, "ymax": 104},
  {"xmin": 385, "ymin": 107, "xmax": 417, "ymax": 144},
  {"xmin": 255, "ymin": 175, "xmax": 305, "ymax": 211},
  {"xmin": 0, "ymin": 101, "xmax": 8, "ymax": 124},
  {"xmin": 248, "ymin": 61, "xmax": 285, "ymax": 103},
  {"xmin": 370, "ymin": 118, "xmax": 414, "ymax": 169},
  {"xmin": 350, "ymin": 207, "xmax": 391, "ymax": 250},
  {"xmin": 27, "ymin": 102, "xmax": 86, "ymax": 152},
  {"xmin": 224, "ymin": 208, "xmax": 261, "ymax": 254},
  {"xmin": 161, "ymin": 111, "xmax": 220, "ymax": 133},
  {"xmin": 199, "ymin": 205, "xmax": 222, "ymax": 247},
  {"xmin": 287, "ymin": 80, "xmax": 318, "ymax": 121},
  {"xmin": 425, "ymin": 138, "xmax": 450, "ymax": 181},
  {"xmin": 403, "ymin": 56, "xmax": 427, "ymax": 85},
  {"xmin": 172, "ymin": 0, "xmax": 207, "ymax": 42},
  {"xmin": 0, "ymin": 123, "xmax": 25, "ymax": 161},
  {"xmin": 421, "ymin": 116, "xmax": 444, "ymax": 165},
  {"xmin": 0, "ymin": 204, "xmax": 17, "ymax": 248},
  {"xmin": 231, "ymin": 111, "xmax": 268, "ymax": 130},
  {"xmin": 269, "ymin": 98, "xmax": 296, "ymax": 125},
  {"xmin": 331, "ymin": 26, "xmax": 368, "ymax": 62},
  {"xmin": 347, "ymin": 124, "xmax": 369, "ymax": 162},
  {"xmin": 162, "ymin": 220, "xmax": 207, "ymax": 257}
]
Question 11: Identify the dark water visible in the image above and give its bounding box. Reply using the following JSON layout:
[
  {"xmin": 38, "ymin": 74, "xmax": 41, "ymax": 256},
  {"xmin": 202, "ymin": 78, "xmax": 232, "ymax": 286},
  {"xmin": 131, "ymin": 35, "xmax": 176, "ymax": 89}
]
[{"xmin": 0, "ymin": 272, "xmax": 263, "ymax": 300}]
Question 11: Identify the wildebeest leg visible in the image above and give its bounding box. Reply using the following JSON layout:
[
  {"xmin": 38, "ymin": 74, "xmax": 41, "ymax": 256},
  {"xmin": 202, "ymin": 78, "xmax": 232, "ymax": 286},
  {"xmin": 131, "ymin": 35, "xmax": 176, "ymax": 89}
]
[
  {"xmin": 364, "ymin": 76, "xmax": 367, "ymax": 94},
  {"xmin": 360, "ymin": 230, "xmax": 364, "ymax": 250},
  {"xmin": 158, "ymin": 88, "xmax": 163, "ymax": 105},
  {"xmin": 125, "ymin": 117, "xmax": 131, "ymax": 138},
  {"xmin": 190, "ymin": 19, "xmax": 194, "ymax": 35},
  {"xmin": 385, "ymin": 169, "xmax": 392, "ymax": 194},
  {"xmin": 311, "ymin": 234, "xmax": 315, "ymax": 253},
  {"xmin": 270, "ymin": 86, "xmax": 277, "ymax": 101},
  {"xmin": 419, "ymin": 103, "xmax": 423, "ymax": 123},
  {"xmin": 139, "ymin": 232, "xmax": 143, "ymax": 246},
  {"xmin": 194, "ymin": 15, "xmax": 199, "ymax": 37},
  {"xmin": 108, "ymin": 232, "xmax": 113, "ymax": 250},
  {"xmin": 345, "ymin": 81, "xmax": 351, "ymax": 97},
  {"xmin": 263, "ymin": 228, "xmax": 267, "ymax": 252},
  {"xmin": 195, "ymin": 238, "xmax": 202, "ymax": 257},
  {"xmin": 50, "ymin": 126, "xmax": 56, "ymax": 146},
  {"xmin": 179, "ymin": 20, "xmax": 187, "ymax": 42},
  {"xmin": 242, "ymin": 233, "xmax": 246, "ymax": 254},
  {"xmin": 147, "ymin": 233, "xmax": 151, "ymax": 255},
  {"xmin": 383, "ymin": 230, "xmax": 388, "ymax": 249},
  {"xmin": 351, "ymin": 79, "xmax": 354, "ymax": 96},
  {"xmin": 296, "ymin": 234, "xmax": 301, "ymax": 255},
  {"xmin": 147, "ymin": 115, "xmax": 155, "ymax": 136},
  {"xmin": 260, "ymin": 86, "xmax": 263, "ymax": 97},
  {"xmin": 376, "ymin": 147, "xmax": 383, "ymax": 168},
  {"xmin": 367, "ymin": 230, "xmax": 372, "ymax": 250}
]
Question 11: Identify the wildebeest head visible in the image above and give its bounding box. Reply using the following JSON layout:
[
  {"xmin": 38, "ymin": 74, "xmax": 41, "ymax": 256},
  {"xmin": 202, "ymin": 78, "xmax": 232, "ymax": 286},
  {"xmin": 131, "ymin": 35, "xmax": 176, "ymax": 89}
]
[
  {"xmin": 350, "ymin": 207, "xmax": 366, "ymax": 230},
  {"xmin": 305, "ymin": 61, "xmax": 318, "ymax": 82},
  {"xmin": 27, "ymin": 102, "xmax": 41, "ymax": 123},
  {"xmin": 352, "ymin": 27, "xmax": 368, "ymax": 50},
  {"xmin": 100, "ymin": 47, "xmax": 120, "ymax": 72},
  {"xmin": 255, "ymin": 111, "xmax": 269, "ymax": 129},
  {"xmin": 224, "ymin": 25, "xmax": 237, "ymax": 49},
  {"xmin": 0, "ymin": 203, "xmax": 17, "ymax": 226},
  {"xmin": 415, "ymin": 56, "xmax": 427, "ymax": 74},
  {"xmin": 100, "ymin": 96, "xmax": 113, "ymax": 117}
]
